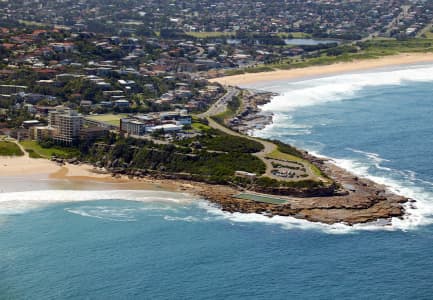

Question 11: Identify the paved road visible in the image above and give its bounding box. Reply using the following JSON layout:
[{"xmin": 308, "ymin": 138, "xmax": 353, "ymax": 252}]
[
  {"xmin": 200, "ymin": 88, "xmax": 322, "ymax": 182},
  {"xmin": 200, "ymin": 90, "xmax": 280, "ymax": 178},
  {"xmin": 197, "ymin": 87, "xmax": 239, "ymax": 118}
]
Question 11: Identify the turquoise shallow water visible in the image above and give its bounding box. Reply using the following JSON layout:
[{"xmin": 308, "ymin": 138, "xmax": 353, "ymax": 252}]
[{"xmin": 2, "ymin": 64, "xmax": 433, "ymax": 299}]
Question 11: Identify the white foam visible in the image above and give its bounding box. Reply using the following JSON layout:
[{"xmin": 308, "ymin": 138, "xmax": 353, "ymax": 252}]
[
  {"xmin": 0, "ymin": 190, "xmax": 194, "ymax": 215},
  {"xmin": 198, "ymin": 201, "xmax": 395, "ymax": 234},
  {"xmin": 65, "ymin": 206, "xmax": 138, "ymax": 222},
  {"xmin": 163, "ymin": 215, "xmax": 200, "ymax": 222},
  {"xmin": 260, "ymin": 64, "xmax": 433, "ymax": 113},
  {"xmin": 249, "ymin": 64, "xmax": 433, "ymax": 232},
  {"xmin": 332, "ymin": 157, "xmax": 433, "ymax": 231}
]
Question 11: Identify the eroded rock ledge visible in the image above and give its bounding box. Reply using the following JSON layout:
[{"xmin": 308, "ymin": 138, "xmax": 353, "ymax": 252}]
[{"xmin": 195, "ymin": 160, "xmax": 409, "ymax": 225}]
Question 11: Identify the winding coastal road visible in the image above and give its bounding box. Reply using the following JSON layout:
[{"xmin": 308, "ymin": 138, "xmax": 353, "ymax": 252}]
[
  {"xmin": 198, "ymin": 87, "xmax": 323, "ymax": 182},
  {"xmin": 199, "ymin": 87, "xmax": 276, "ymax": 155},
  {"xmin": 197, "ymin": 87, "xmax": 240, "ymax": 118},
  {"xmin": 197, "ymin": 88, "xmax": 285, "ymax": 179}
]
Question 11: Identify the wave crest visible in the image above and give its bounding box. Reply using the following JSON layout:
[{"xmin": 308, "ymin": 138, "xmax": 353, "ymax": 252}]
[
  {"xmin": 0, "ymin": 190, "xmax": 194, "ymax": 215},
  {"xmin": 261, "ymin": 64, "xmax": 433, "ymax": 113}
]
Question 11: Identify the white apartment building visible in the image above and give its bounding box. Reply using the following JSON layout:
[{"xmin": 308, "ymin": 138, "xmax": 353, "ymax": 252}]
[{"xmin": 49, "ymin": 107, "xmax": 83, "ymax": 145}]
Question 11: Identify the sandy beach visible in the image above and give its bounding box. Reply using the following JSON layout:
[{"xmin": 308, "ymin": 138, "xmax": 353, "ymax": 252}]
[
  {"xmin": 210, "ymin": 52, "xmax": 433, "ymax": 86},
  {"xmin": 0, "ymin": 149, "xmax": 408, "ymax": 224},
  {"xmin": 0, "ymin": 154, "xmax": 197, "ymax": 193},
  {"xmin": 0, "ymin": 155, "xmax": 106, "ymax": 179}
]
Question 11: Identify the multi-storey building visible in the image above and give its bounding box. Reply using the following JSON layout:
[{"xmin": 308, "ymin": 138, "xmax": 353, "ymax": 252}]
[
  {"xmin": 0, "ymin": 84, "xmax": 27, "ymax": 95},
  {"xmin": 48, "ymin": 106, "xmax": 83, "ymax": 145}
]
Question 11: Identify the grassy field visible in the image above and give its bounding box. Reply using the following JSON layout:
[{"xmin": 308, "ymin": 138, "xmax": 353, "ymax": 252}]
[
  {"xmin": 18, "ymin": 19, "xmax": 48, "ymax": 27},
  {"xmin": 423, "ymin": 31, "xmax": 433, "ymax": 39},
  {"xmin": 20, "ymin": 140, "xmax": 79, "ymax": 159},
  {"xmin": 86, "ymin": 114, "xmax": 127, "ymax": 126},
  {"xmin": 185, "ymin": 31, "xmax": 235, "ymax": 38},
  {"xmin": 267, "ymin": 149, "xmax": 303, "ymax": 163},
  {"xmin": 276, "ymin": 32, "xmax": 312, "ymax": 38},
  {"xmin": 0, "ymin": 141, "xmax": 24, "ymax": 156},
  {"xmin": 191, "ymin": 122, "xmax": 211, "ymax": 131}
]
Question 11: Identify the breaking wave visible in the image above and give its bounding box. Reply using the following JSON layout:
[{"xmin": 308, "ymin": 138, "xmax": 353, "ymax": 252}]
[
  {"xmin": 0, "ymin": 190, "xmax": 194, "ymax": 215},
  {"xmin": 260, "ymin": 64, "xmax": 433, "ymax": 113},
  {"xmin": 65, "ymin": 206, "xmax": 138, "ymax": 222},
  {"xmin": 332, "ymin": 154, "xmax": 433, "ymax": 231},
  {"xmin": 198, "ymin": 201, "xmax": 391, "ymax": 235},
  {"xmin": 250, "ymin": 63, "xmax": 433, "ymax": 232}
]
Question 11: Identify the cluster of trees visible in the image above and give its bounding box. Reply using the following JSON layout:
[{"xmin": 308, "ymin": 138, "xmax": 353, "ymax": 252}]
[
  {"xmin": 0, "ymin": 45, "xmax": 10, "ymax": 61},
  {"xmin": 1, "ymin": 107, "xmax": 36, "ymax": 128},
  {"xmin": 235, "ymin": 32, "xmax": 286, "ymax": 45},
  {"xmin": 38, "ymin": 130, "xmax": 330, "ymax": 191},
  {"xmin": 326, "ymin": 45, "xmax": 358, "ymax": 56},
  {"xmin": 179, "ymin": 128, "xmax": 263, "ymax": 153}
]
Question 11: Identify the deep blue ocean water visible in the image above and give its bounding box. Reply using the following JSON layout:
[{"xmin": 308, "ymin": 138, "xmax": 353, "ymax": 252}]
[{"xmin": 2, "ymin": 65, "xmax": 433, "ymax": 299}]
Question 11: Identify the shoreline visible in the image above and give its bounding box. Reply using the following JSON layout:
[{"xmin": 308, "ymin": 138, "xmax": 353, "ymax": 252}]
[
  {"xmin": 0, "ymin": 154, "xmax": 408, "ymax": 225},
  {"xmin": 1, "ymin": 54, "xmax": 421, "ymax": 225},
  {"xmin": 209, "ymin": 52, "xmax": 433, "ymax": 86}
]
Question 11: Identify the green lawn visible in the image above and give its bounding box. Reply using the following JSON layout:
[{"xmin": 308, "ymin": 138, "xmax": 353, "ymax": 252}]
[
  {"xmin": 276, "ymin": 32, "xmax": 311, "ymax": 38},
  {"xmin": 423, "ymin": 32, "xmax": 433, "ymax": 38},
  {"xmin": 267, "ymin": 149, "xmax": 303, "ymax": 163},
  {"xmin": 0, "ymin": 141, "xmax": 24, "ymax": 156},
  {"xmin": 266, "ymin": 149, "xmax": 324, "ymax": 178},
  {"xmin": 20, "ymin": 140, "xmax": 79, "ymax": 159},
  {"xmin": 191, "ymin": 122, "xmax": 211, "ymax": 131},
  {"xmin": 186, "ymin": 31, "xmax": 235, "ymax": 38},
  {"xmin": 86, "ymin": 114, "xmax": 127, "ymax": 126}
]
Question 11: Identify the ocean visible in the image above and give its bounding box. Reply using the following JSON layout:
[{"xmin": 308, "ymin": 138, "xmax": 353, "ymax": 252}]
[{"xmin": 2, "ymin": 64, "xmax": 433, "ymax": 299}]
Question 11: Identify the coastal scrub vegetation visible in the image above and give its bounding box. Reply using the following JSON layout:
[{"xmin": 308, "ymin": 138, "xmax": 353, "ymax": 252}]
[
  {"xmin": 76, "ymin": 133, "xmax": 266, "ymax": 183},
  {"xmin": 177, "ymin": 127, "xmax": 264, "ymax": 153}
]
